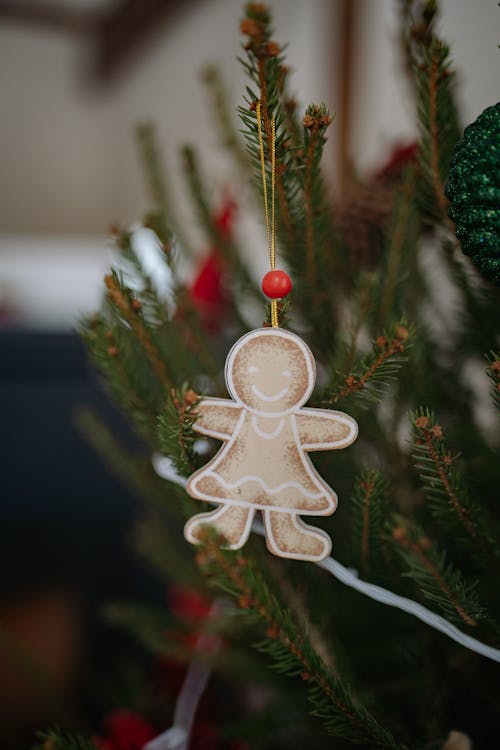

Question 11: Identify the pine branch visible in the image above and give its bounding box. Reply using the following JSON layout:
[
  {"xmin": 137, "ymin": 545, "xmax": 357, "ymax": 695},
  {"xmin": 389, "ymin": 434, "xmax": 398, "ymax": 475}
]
[
  {"xmin": 389, "ymin": 517, "xmax": 486, "ymax": 629},
  {"xmin": 135, "ymin": 123, "xmax": 169, "ymax": 220},
  {"xmin": 195, "ymin": 531, "xmax": 399, "ymax": 748},
  {"xmin": 415, "ymin": 38, "xmax": 460, "ymax": 226},
  {"xmin": 411, "ymin": 410, "xmax": 500, "ymax": 565},
  {"xmin": 135, "ymin": 122, "xmax": 193, "ymax": 256},
  {"xmin": 180, "ymin": 145, "xmax": 256, "ymax": 310},
  {"xmin": 445, "ymin": 242, "xmax": 500, "ymax": 357},
  {"xmin": 135, "ymin": 511, "xmax": 199, "ymax": 587},
  {"xmin": 180, "ymin": 145, "xmax": 222, "ymax": 249},
  {"xmin": 323, "ymin": 322, "xmax": 411, "ymax": 409},
  {"xmin": 351, "ymin": 470, "xmax": 390, "ymax": 576},
  {"xmin": 238, "ymin": 4, "xmax": 299, "ymax": 246},
  {"xmin": 157, "ymin": 385, "xmax": 200, "ymax": 476},
  {"xmin": 32, "ymin": 729, "xmax": 98, "ymax": 750},
  {"xmin": 255, "ymin": 64, "xmax": 295, "ymax": 244},
  {"xmin": 80, "ymin": 314, "xmax": 159, "ymax": 442},
  {"xmin": 301, "ymin": 104, "xmax": 334, "ymax": 288},
  {"xmin": 486, "ymin": 353, "xmax": 500, "ymax": 413},
  {"xmin": 263, "ymin": 296, "xmax": 290, "ymax": 327},
  {"xmin": 338, "ymin": 274, "xmax": 378, "ymax": 373},
  {"xmin": 73, "ymin": 406, "xmax": 185, "ymax": 515},
  {"xmin": 75, "ymin": 405, "xmax": 201, "ymax": 587},
  {"xmin": 112, "ymin": 226, "xmax": 222, "ymax": 381},
  {"xmin": 104, "ymin": 271, "xmax": 174, "ymax": 389},
  {"xmin": 426, "ymin": 48, "xmax": 450, "ymax": 222},
  {"xmin": 174, "ymin": 287, "xmax": 225, "ymax": 382},
  {"xmin": 238, "ymin": 5, "xmax": 347, "ymax": 344},
  {"xmin": 278, "ymin": 65, "xmax": 304, "ymax": 153},
  {"xmin": 264, "ymin": 556, "xmax": 339, "ymax": 672},
  {"xmin": 103, "ymin": 602, "xmax": 196, "ymax": 660},
  {"xmin": 110, "ymin": 227, "xmax": 172, "ymax": 326},
  {"xmin": 297, "ymin": 104, "xmax": 347, "ymax": 341},
  {"xmin": 201, "ymin": 65, "xmax": 250, "ymax": 173},
  {"xmin": 398, "ymin": 0, "xmax": 439, "ymax": 84},
  {"xmin": 375, "ymin": 166, "xmax": 418, "ymax": 324},
  {"xmin": 83, "ymin": 246, "xmax": 213, "ymax": 445}
]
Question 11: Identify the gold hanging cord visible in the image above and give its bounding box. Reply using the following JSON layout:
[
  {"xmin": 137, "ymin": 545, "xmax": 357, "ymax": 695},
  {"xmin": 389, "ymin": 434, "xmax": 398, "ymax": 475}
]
[{"xmin": 256, "ymin": 100, "xmax": 278, "ymax": 328}]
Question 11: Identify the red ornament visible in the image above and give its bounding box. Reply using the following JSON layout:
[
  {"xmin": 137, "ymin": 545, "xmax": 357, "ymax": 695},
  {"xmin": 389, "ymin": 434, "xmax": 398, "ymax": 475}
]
[
  {"xmin": 93, "ymin": 710, "xmax": 155, "ymax": 750},
  {"xmin": 186, "ymin": 196, "xmax": 236, "ymax": 333},
  {"xmin": 168, "ymin": 585, "xmax": 212, "ymax": 622},
  {"xmin": 261, "ymin": 269, "xmax": 292, "ymax": 299},
  {"xmin": 191, "ymin": 253, "xmax": 225, "ymax": 307}
]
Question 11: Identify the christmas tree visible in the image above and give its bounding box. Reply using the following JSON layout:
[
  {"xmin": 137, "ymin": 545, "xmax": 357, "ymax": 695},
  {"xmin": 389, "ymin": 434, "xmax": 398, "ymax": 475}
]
[{"xmin": 35, "ymin": 2, "xmax": 500, "ymax": 748}]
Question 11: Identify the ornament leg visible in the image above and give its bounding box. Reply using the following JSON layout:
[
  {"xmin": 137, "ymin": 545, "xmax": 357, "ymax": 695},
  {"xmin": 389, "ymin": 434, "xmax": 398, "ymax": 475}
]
[
  {"xmin": 184, "ymin": 504, "xmax": 254, "ymax": 549},
  {"xmin": 263, "ymin": 511, "xmax": 332, "ymax": 561}
]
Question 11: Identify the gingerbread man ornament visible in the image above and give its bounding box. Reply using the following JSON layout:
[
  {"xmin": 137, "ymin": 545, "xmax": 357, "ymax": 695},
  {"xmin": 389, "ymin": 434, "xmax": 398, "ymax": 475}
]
[{"xmin": 185, "ymin": 328, "xmax": 358, "ymax": 561}]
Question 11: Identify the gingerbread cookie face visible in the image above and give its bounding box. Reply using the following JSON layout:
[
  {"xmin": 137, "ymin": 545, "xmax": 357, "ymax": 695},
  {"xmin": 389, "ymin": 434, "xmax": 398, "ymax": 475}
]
[
  {"xmin": 226, "ymin": 328, "xmax": 315, "ymax": 415},
  {"xmin": 184, "ymin": 327, "xmax": 358, "ymax": 562}
]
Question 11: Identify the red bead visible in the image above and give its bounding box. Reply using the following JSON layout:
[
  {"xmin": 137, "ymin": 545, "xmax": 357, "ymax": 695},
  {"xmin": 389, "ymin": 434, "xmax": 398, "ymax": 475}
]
[{"xmin": 261, "ymin": 269, "xmax": 292, "ymax": 299}]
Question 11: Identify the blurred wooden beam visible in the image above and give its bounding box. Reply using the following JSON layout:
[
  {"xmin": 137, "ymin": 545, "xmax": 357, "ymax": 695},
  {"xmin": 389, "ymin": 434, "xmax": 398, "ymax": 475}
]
[
  {"xmin": 94, "ymin": 0, "xmax": 201, "ymax": 82},
  {"xmin": 0, "ymin": 1, "xmax": 103, "ymax": 34},
  {"xmin": 0, "ymin": 0, "xmax": 203, "ymax": 84},
  {"xmin": 336, "ymin": 0, "xmax": 359, "ymax": 192}
]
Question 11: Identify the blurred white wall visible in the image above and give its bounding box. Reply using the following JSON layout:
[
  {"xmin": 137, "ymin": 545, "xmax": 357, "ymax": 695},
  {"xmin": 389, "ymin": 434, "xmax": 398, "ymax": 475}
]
[
  {"xmin": 0, "ymin": 0, "xmax": 336, "ymax": 235},
  {"xmin": 351, "ymin": 0, "xmax": 500, "ymax": 173},
  {"xmin": 0, "ymin": 0, "xmax": 498, "ymax": 327},
  {"xmin": 0, "ymin": 25, "xmax": 116, "ymax": 234}
]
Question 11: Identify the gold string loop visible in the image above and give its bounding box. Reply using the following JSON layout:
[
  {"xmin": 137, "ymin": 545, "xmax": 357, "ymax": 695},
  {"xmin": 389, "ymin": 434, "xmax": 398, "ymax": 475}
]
[{"xmin": 256, "ymin": 100, "xmax": 279, "ymax": 328}]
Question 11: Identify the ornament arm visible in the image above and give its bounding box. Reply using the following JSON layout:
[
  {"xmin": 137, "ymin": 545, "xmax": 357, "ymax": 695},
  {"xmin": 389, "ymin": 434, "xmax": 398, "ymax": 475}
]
[
  {"xmin": 192, "ymin": 398, "xmax": 243, "ymax": 441},
  {"xmin": 295, "ymin": 409, "xmax": 358, "ymax": 452}
]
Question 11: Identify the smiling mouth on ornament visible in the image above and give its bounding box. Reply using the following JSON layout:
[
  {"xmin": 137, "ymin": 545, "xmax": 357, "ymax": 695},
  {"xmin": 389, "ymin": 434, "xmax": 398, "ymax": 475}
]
[{"xmin": 251, "ymin": 384, "xmax": 289, "ymax": 402}]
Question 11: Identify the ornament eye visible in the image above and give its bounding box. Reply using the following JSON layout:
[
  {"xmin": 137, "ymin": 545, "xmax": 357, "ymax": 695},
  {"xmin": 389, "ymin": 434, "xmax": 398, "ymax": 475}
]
[
  {"xmin": 248, "ymin": 365, "xmax": 259, "ymax": 373},
  {"xmin": 282, "ymin": 369, "xmax": 291, "ymax": 377}
]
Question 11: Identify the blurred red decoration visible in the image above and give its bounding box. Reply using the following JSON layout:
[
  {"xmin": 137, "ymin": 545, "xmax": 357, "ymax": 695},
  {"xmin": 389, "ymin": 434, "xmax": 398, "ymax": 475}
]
[
  {"xmin": 168, "ymin": 585, "xmax": 212, "ymax": 622},
  {"xmin": 166, "ymin": 585, "xmax": 220, "ymax": 654},
  {"xmin": 189, "ymin": 197, "xmax": 236, "ymax": 332},
  {"xmin": 93, "ymin": 710, "xmax": 155, "ymax": 750},
  {"xmin": 373, "ymin": 142, "xmax": 418, "ymax": 179},
  {"xmin": 337, "ymin": 141, "xmax": 418, "ymax": 270}
]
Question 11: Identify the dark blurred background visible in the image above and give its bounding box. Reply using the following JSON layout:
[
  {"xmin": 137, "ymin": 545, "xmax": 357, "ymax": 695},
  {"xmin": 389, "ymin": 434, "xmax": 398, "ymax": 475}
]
[{"xmin": 0, "ymin": 329, "xmax": 152, "ymax": 744}]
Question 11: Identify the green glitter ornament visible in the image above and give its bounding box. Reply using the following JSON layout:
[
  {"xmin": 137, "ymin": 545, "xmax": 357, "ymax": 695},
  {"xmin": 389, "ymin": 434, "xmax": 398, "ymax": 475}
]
[{"xmin": 446, "ymin": 102, "xmax": 500, "ymax": 285}]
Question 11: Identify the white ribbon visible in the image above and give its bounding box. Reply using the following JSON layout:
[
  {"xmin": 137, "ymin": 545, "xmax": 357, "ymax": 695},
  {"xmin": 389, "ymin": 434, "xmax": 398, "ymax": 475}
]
[
  {"xmin": 251, "ymin": 519, "xmax": 500, "ymax": 663},
  {"xmin": 146, "ymin": 460, "xmax": 500, "ymax": 750},
  {"xmin": 152, "ymin": 458, "xmax": 500, "ymax": 665},
  {"xmin": 143, "ymin": 601, "xmax": 223, "ymax": 750}
]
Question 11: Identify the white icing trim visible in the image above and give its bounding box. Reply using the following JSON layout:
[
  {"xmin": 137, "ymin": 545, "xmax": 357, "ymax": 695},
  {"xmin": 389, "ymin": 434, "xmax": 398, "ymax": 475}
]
[
  {"xmin": 251, "ymin": 415, "xmax": 285, "ymax": 439},
  {"xmin": 184, "ymin": 504, "xmax": 255, "ymax": 550},
  {"xmin": 225, "ymin": 328, "xmax": 316, "ymax": 417},
  {"xmin": 251, "ymin": 383, "xmax": 290, "ymax": 402},
  {"xmin": 184, "ymin": 496, "xmax": 331, "ymax": 515},
  {"xmin": 196, "ymin": 470, "xmax": 325, "ymax": 498},
  {"xmin": 263, "ymin": 511, "xmax": 332, "ymax": 562},
  {"xmin": 290, "ymin": 413, "xmax": 338, "ymax": 513},
  {"xmin": 194, "ymin": 425, "xmax": 231, "ymax": 442},
  {"xmin": 187, "ymin": 409, "xmax": 247, "ymax": 499},
  {"xmin": 299, "ymin": 408, "xmax": 358, "ymax": 451},
  {"xmin": 193, "ymin": 399, "xmax": 242, "ymax": 441},
  {"xmin": 188, "ymin": 411, "xmax": 338, "ymax": 516}
]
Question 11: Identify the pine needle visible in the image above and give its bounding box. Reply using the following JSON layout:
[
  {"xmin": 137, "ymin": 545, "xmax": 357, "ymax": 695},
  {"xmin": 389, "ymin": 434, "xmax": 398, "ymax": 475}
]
[
  {"xmin": 351, "ymin": 470, "xmax": 390, "ymax": 576},
  {"xmin": 32, "ymin": 729, "xmax": 98, "ymax": 750},
  {"xmin": 411, "ymin": 408, "xmax": 500, "ymax": 568},
  {"xmin": 388, "ymin": 515, "xmax": 487, "ymax": 629},
  {"xmin": 195, "ymin": 531, "xmax": 400, "ymax": 747},
  {"xmin": 324, "ymin": 321, "xmax": 411, "ymax": 409}
]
